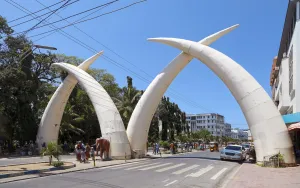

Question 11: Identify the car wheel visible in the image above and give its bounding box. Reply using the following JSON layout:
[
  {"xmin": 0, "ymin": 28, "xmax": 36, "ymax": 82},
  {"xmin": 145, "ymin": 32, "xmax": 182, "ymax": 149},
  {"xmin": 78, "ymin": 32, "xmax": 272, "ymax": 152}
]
[{"xmin": 220, "ymin": 158, "xmax": 224, "ymax": 161}]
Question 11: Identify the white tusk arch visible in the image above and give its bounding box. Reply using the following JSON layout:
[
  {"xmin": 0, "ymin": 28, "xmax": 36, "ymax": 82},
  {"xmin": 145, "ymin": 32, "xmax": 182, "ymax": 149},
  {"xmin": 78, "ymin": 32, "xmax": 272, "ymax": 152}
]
[
  {"xmin": 147, "ymin": 37, "xmax": 295, "ymax": 164},
  {"xmin": 52, "ymin": 63, "xmax": 131, "ymax": 159},
  {"xmin": 37, "ymin": 51, "xmax": 103, "ymax": 149},
  {"xmin": 126, "ymin": 25, "xmax": 239, "ymax": 157}
]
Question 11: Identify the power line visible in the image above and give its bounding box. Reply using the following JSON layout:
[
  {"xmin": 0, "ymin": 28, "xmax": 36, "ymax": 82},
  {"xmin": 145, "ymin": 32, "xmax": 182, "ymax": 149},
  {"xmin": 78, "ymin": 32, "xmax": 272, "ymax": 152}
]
[
  {"xmin": 12, "ymin": 0, "xmax": 119, "ymax": 36},
  {"xmin": 15, "ymin": 0, "xmax": 72, "ymax": 36},
  {"xmin": 34, "ymin": 0, "xmax": 215, "ymax": 113},
  {"xmin": 8, "ymin": 0, "xmax": 68, "ymax": 23},
  {"xmin": 27, "ymin": 1, "xmax": 211, "ymax": 112},
  {"xmin": 7, "ymin": 0, "xmax": 214, "ymax": 112},
  {"xmin": 18, "ymin": 0, "xmax": 147, "ymax": 38},
  {"xmin": 11, "ymin": 0, "xmax": 80, "ymax": 27}
]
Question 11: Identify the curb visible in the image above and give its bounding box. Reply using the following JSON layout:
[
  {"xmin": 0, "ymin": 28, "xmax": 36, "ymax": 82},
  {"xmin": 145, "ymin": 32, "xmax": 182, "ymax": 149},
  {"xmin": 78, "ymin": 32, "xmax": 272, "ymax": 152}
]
[
  {"xmin": 0, "ymin": 161, "xmax": 48, "ymax": 168},
  {"xmin": 0, "ymin": 162, "xmax": 76, "ymax": 179}
]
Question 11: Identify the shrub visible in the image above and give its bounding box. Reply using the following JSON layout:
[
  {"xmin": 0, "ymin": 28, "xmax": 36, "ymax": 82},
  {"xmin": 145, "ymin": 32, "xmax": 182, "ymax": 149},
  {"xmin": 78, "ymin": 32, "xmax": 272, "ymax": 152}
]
[
  {"xmin": 159, "ymin": 141, "xmax": 170, "ymax": 149},
  {"xmin": 52, "ymin": 161, "xmax": 64, "ymax": 167},
  {"xmin": 40, "ymin": 141, "xmax": 63, "ymax": 165}
]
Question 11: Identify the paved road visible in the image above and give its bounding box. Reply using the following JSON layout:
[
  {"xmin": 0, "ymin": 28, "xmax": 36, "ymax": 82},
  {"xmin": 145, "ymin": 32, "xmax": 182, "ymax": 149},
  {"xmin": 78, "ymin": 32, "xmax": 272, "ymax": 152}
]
[
  {"xmin": 0, "ymin": 155, "xmax": 75, "ymax": 166},
  {"xmin": 0, "ymin": 151, "xmax": 241, "ymax": 188}
]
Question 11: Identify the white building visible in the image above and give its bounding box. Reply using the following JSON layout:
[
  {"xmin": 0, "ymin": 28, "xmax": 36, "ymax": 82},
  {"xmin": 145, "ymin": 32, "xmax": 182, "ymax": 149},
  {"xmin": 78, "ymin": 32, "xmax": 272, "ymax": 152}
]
[
  {"xmin": 186, "ymin": 113, "xmax": 226, "ymax": 137},
  {"xmin": 231, "ymin": 128, "xmax": 248, "ymax": 140},
  {"xmin": 270, "ymin": 0, "xmax": 300, "ymax": 115},
  {"xmin": 230, "ymin": 130, "xmax": 238, "ymax": 139},
  {"xmin": 225, "ymin": 123, "xmax": 232, "ymax": 137},
  {"xmin": 242, "ymin": 129, "xmax": 252, "ymax": 141}
]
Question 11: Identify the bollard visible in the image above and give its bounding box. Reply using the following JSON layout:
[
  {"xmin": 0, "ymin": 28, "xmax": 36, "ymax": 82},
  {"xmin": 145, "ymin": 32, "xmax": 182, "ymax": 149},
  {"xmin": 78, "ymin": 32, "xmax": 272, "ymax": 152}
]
[{"xmin": 125, "ymin": 152, "xmax": 127, "ymax": 163}]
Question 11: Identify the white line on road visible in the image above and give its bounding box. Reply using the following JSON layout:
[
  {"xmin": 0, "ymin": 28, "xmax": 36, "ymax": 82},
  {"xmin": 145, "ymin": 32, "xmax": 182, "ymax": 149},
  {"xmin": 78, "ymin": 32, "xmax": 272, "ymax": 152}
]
[
  {"xmin": 164, "ymin": 180, "xmax": 178, "ymax": 187},
  {"xmin": 162, "ymin": 179, "xmax": 169, "ymax": 183},
  {"xmin": 210, "ymin": 168, "xmax": 227, "ymax": 180},
  {"xmin": 186, "ymin": 165, "xmax": 214, "ymax": 177},
  {"xmin": 125, "ymin": 162, "xmax": 160, "ymax": 170},
  {"xmin": 156, "ymin": 163, "xmax": 186, "ymax": 172},
  {"xmin": 172, "ymin": 164, "xmax": 199, "ymax": 175},
  {"xmin": 139, "ymin": 163, "xmax": 172, "ymax": 171},
  {"xmin": 111, "ymin": 162, "xmax": 146, "ymax": 169}
]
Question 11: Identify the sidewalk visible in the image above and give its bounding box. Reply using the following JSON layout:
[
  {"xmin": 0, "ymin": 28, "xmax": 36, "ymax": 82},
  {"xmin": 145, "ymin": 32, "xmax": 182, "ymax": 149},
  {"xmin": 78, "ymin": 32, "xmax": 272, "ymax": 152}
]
[{"xmin": 225, "ymin": 163, "xmax": 300, "ymax": 188}]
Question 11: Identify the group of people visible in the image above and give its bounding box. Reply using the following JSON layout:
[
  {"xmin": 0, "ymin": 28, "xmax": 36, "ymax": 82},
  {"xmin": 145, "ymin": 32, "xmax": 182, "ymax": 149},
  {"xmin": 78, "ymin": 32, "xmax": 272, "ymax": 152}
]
[{"xmin": 75, "ymin": 141, "xmax": 93, "ymax": 163}]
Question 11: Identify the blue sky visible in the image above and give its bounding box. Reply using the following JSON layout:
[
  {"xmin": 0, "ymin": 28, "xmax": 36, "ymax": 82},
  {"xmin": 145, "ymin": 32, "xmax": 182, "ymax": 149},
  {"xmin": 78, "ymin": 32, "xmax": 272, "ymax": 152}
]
[{"xmin": 1, "ymin": 0, "xmax": 288, "ymax": 129}]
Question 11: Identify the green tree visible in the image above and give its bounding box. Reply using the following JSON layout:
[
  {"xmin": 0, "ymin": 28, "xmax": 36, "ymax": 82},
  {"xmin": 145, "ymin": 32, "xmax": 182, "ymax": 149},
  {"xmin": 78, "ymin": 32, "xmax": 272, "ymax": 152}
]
[
  {"xmin": 114, "ymin": 76, "xmax": 142, "ymax": 129},
  {"xmin": 0, "ymin": 16, "xmax": 59, "ymax": 146}
]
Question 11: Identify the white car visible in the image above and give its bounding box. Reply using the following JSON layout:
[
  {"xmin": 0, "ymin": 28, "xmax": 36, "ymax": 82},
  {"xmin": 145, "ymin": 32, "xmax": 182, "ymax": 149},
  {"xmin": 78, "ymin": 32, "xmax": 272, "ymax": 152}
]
[{"xmin": 220, "ymin": 145, "xmax": 246, "ymax": 162}]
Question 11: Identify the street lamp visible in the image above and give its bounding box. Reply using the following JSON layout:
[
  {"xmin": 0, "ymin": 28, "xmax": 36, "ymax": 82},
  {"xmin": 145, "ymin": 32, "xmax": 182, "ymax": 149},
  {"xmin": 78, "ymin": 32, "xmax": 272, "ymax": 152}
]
[{"xmin": 20, "ymin": 44, "xmax": 57, "ymax": 62}]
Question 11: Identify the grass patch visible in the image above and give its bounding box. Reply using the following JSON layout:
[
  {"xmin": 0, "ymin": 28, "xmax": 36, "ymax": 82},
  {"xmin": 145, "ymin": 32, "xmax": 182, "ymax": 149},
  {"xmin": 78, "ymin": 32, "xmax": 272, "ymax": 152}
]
[{"xmin": 52, "ymin": 161, "xmax": 64, "ymax": 167}]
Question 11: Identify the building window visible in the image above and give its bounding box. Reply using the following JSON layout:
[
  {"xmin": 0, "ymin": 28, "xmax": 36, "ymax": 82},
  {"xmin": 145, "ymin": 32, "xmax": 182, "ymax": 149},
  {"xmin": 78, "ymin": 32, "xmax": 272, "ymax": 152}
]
[
  {"xmin": 212, "ymin": 125, "xmax": 214, "ymax": 128},
  {"xmin": 289, "ymin": 46, "xmax": 294, "ymax": 95},
  {"xmin": 212, "ymin": 131, "xmax": 213, "ymax": 134},
  {"xmin": 208, "ymin": 126, "xmax": 210, "ymax": 128}
]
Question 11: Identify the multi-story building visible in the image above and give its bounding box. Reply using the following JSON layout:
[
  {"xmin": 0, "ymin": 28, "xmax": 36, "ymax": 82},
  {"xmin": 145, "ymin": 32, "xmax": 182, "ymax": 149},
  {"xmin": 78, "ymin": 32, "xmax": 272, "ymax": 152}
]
[
  {"xmin": 225, "ymin": 123, "xmax": 232, "ymax": 137},
  {"xmin": 242, "ymin": 129, "xmax": 252, "ymax": 141},
  {"xmin": 186, "ymin": 113, "xmax": 225, "ymax": 136},
  {"xmin": 270, "ymin": 0, "xmax": 300, "ymax": 150},
  {"xmin": 231, "ymin": 128, "xmax": 248, "ymax": 140},
  {"xmin": 270, "ymin": 0, "xmax": 300, "ymax": 115},
  {"xmin": 230, "ymin": 130, "xmax": 238, "ymax": 139}
]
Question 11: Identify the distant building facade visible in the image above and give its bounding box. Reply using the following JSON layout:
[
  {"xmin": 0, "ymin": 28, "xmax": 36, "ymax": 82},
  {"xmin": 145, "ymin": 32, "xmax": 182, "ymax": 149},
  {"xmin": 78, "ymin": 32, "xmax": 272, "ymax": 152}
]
[
  {"xmin": 186, "ymin": 113, "xmax": 226, "ymax": 137},
  {"xmin": 231, "ymin": 128, "xmax": 248, "ymax": 140},
  {"xmin": 225, "ymin": 123, "xmax": 232, "ymax": 137}
]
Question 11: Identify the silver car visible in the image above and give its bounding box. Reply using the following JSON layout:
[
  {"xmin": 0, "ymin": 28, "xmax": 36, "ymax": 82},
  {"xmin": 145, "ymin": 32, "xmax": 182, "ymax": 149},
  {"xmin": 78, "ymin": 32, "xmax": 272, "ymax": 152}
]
[{"xmin": 220, "ymin": 145, "xmax": 246, "ymax": 161}]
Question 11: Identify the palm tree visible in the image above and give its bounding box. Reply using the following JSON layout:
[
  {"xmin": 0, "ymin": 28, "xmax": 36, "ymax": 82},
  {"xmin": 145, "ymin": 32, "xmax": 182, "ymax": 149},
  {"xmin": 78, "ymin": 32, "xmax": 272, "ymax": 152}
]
[
  {"xmin": 114, "ymin": 76, "xmax": 142, "ymax": 129},
  {"xmin": 60, "ymin": 103, "xmax": 85, "ymax": 142}
]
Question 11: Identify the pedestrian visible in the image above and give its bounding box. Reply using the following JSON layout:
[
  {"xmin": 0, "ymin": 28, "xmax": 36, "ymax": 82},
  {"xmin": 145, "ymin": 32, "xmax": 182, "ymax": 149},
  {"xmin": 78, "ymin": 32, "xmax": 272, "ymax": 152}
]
[
  {"xmin": 153, "ymin": 143, "xmax": 156, "ymax": 155},
  {"xmin": 156, "ymin": 142, "xmax": 160, "ymax": 155},
  {"xmin": 85, "ymin": 143, "xmax": 91, "ymax": 160}
]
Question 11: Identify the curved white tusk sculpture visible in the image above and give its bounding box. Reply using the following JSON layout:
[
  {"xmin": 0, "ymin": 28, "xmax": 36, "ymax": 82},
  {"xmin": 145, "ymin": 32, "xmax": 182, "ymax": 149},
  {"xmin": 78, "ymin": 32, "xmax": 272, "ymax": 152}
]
[
  {"xmin": 126, "ymin": 25, "xmax": 239, "ymax": 157},
  {"xmin": 52, "ymin": 63, "xmax": 131, "ymax": 159},
  {"xmin": 37, "ymin": 51, "xmax": 103, "ymax": 149},
  {"xmin": 147, "ymin": 37, "xmax": 295, "ymax": 164}
]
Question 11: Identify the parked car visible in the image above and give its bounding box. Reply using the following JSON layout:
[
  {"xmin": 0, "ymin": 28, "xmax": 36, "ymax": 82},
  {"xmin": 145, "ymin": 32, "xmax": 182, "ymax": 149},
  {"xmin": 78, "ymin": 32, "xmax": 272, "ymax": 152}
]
[
  {"xmin": 241, "ymin": 143, "xmax": 251, "ymax": 154},
  {"xmin": 220, "ymin": 145, "xmax": 246, "ymax": 162}
]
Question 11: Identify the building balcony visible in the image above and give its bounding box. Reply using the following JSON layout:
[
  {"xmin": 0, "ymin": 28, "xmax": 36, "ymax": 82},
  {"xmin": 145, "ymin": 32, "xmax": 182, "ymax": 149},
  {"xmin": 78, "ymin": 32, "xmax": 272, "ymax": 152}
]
[{"xmin": 278, "ymin": 93, "xmax": 289, "ymax": 114}]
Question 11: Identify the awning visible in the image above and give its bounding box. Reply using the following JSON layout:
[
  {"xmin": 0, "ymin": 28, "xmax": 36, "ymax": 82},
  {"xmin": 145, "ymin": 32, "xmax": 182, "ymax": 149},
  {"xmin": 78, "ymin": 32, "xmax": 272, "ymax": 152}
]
[
  {"xmin": 282, "ymin": 112, "xmax": 300, "ymax": 124},
  {"xmin": 288, "ymin": 122, "xmax": 300, "ymax": 131}
]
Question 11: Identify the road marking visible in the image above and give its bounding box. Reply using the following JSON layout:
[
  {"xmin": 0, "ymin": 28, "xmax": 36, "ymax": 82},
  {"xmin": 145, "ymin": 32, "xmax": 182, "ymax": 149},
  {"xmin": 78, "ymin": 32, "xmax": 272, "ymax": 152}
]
[
  {"xmin": 162, "ymin": 179, "xmax": 169, "ymax": 183},
  {"xmin": 139, "ymin": 163, "xmax": 172, "ymax": 171},
  {"xmin": 111, "ymin": 162, "xmax": 146, "ymax": 169},
  {"xmin": 164, "ymin": 180, "xmax": 178, "ymax": 186},
  {"xmin": 172, "ymin": 164, "xmax": 199, "ymax": 175},
  {"xmin": 125, "ymin": 162, "xmax": 160, "ymax": 170},
  {"xmin": 156, "ymin": 163, "xmax": 186, "ymax": 172},
  {"xmin": 210, "ymin": 168, "xmax": 227, "ymax": 180},
  {"xmin": 186, "ymin": 165, "xmax": 214, "ymax": 177}
]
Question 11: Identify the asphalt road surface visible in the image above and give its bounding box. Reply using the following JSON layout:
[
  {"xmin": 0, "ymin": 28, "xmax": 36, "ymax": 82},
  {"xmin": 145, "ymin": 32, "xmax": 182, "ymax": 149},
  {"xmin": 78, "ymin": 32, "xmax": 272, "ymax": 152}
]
[{"xmin": 0, "ymin": 151, "xmax": 241, "ymax": 188}]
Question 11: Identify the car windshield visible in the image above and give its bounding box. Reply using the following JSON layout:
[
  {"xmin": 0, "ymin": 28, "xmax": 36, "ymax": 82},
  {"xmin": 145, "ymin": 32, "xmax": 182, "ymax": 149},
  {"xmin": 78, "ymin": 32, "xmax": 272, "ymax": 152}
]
[
  {"xmin": 242, "ymin": 144, "xmax": 250, "ymax": 148},
  {"xmin": 225, "ymin": 146, "xmax": 241, "ymax": 151}
]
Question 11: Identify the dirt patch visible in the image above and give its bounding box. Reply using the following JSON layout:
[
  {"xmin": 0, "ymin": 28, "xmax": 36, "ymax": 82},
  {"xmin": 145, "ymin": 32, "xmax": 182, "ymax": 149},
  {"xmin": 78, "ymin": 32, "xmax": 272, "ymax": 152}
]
[{"xmin": 0, "ymin": 162, "xmax": 74, "ymax": 175}]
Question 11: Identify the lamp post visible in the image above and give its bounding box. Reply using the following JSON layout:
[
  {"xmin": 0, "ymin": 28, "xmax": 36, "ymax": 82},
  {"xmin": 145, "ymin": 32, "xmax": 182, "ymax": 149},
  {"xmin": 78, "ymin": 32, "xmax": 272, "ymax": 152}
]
[{"xmin": 20, "ymin": 44, "xmax": 57, "ymax": 62}]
